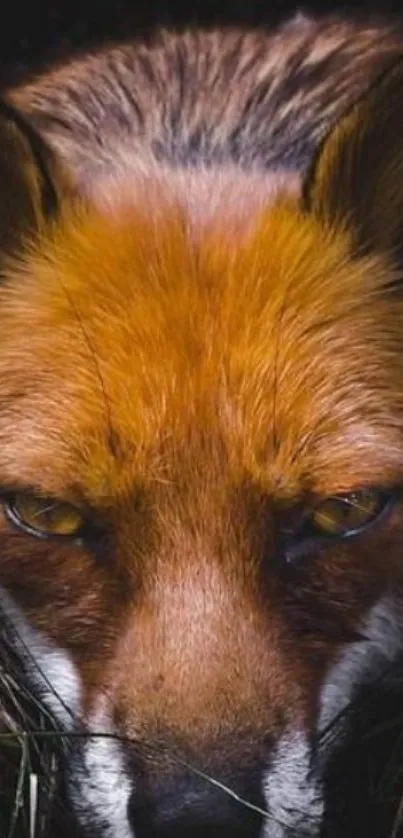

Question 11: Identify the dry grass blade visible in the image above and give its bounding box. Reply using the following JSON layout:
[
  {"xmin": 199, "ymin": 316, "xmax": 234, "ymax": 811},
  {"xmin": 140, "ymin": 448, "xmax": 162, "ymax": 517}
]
[{"xmin": 0, "ymin": 637, "xmax": 64, "ymax": 838}]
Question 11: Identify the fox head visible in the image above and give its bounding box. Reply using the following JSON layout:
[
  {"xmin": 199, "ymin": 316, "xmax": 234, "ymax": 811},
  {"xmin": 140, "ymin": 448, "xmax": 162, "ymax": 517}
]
[{"xmin": 1, "ymin": 55, "xmax": 403, "ymax": 838}]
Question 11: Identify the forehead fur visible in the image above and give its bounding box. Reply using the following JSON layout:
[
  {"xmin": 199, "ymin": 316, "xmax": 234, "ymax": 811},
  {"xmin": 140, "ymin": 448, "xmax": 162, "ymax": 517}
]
[{"xmin": 0, "ymin": 181, "xmax": 402, "ymax": 504}]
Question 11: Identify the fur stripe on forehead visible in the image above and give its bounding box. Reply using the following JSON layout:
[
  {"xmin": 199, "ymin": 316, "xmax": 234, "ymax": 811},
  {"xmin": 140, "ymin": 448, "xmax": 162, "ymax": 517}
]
[{"xmin": 0, "ymin": 179, "xmax": 400, "ymax": 503}]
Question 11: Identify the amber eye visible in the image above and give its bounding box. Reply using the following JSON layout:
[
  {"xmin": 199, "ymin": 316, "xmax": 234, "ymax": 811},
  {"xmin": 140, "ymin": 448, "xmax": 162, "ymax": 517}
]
[
  {"xmin": 308, "ymin": 489, "xmax": 391, "ymax": 538},
  {"xmin": 4, "ymin": 493, "xmax": 85, "ymax": 539}
]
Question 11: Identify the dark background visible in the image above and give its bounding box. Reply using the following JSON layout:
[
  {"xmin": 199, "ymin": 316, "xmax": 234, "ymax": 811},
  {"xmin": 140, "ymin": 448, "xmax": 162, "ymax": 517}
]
[{"xmin": 1, "ymin": 0, "xmax": 403, "ymax": 88}]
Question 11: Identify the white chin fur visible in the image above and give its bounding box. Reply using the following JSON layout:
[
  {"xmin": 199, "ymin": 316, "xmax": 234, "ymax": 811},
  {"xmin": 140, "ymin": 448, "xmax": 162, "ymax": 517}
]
[
  {"xmin": 262, "ymin": 732, "xmax": 323, "ymax": 838},
  {"xmin": 68, "ymin": 698, "xmax": 133, "ymax": 838}
]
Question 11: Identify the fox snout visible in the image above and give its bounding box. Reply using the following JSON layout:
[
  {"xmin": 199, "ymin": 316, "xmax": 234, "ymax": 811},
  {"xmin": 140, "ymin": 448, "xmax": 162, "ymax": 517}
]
[{"xmin": 67, "ymin": 549, "xmax": 323, "ymax": 838}]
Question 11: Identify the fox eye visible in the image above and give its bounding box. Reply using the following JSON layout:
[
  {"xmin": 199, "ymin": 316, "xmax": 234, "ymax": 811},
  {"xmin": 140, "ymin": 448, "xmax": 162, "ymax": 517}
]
[
  {"xmin": 4, "ymin": 493, "xmax": 85, "ymax": 539},
  {"xmin": 306, "ymin": 489, "xmax": 392, "ymax": 538}
]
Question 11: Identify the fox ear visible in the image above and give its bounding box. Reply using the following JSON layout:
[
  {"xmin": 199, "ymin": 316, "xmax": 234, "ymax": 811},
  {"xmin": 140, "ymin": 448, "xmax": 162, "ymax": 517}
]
[
  {"xmin": 0, "ymin": 99, "xmax": 61, "ymax": 256},
  {"xmin": 304, "ymin": 57, "xmax": 403, "ymax": 260}
]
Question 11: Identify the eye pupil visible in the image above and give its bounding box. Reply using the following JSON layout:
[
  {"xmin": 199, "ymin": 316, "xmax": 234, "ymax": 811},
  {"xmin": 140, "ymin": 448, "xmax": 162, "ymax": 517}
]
[{"xmin": 5, "ymin": 493, "xmax": 84, "ymax": 539}]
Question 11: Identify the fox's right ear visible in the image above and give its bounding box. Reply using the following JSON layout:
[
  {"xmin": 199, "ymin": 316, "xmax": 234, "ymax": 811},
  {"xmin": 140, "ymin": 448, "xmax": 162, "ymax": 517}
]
[
  {"xmin": 303, "ymin": 55, "xmax": 403, "ymax": 263},
  {"xmin": 0, "ymin": 99, "xmax": 63, "ymax": 256}
]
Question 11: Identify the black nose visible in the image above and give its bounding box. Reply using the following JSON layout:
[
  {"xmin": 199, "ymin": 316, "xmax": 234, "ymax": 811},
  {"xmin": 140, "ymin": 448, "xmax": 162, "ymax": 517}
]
[{"xmin": 130, "ymin": 768, "xmax": 265, "ymax": 838}]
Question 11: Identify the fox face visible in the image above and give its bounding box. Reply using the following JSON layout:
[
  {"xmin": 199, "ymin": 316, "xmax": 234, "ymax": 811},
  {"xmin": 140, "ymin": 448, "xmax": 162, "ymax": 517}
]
[{"xmin": 1, "ymin": 18, "xmax": 403, "ymax": 838}]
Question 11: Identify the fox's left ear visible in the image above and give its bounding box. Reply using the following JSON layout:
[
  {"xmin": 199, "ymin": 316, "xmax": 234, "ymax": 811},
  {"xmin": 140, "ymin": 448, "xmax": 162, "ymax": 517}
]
[
  {"xmin": 304, "ymin": 56, "xmax": 403, "ymax": 260},
  {"xmin": 0, "ymin": 98, "xmax": 63, "ymax": 258}
]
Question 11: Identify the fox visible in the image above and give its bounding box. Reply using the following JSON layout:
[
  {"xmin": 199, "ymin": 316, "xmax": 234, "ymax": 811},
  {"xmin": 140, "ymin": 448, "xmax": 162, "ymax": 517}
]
[{"xmin": 2, "ymin": 10, "xmax": 403, "ymax": 838}]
